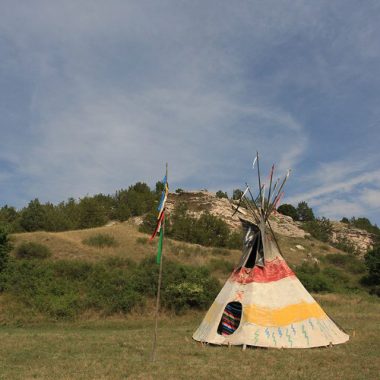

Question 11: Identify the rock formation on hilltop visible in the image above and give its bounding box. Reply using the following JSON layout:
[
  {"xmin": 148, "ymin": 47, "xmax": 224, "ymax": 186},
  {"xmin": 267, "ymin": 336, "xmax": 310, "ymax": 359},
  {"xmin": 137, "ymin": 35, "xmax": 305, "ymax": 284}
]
[
  {"xmin": 165, "ymin": 191, "xmax": 307, "ymax": 238},
  {"xmin": 164, "ymin": 190, "xmax": 375, "ymax": 254},
  {"xmin": 330, "ymin": 221, "xmax": 374, "ymax": 254}
]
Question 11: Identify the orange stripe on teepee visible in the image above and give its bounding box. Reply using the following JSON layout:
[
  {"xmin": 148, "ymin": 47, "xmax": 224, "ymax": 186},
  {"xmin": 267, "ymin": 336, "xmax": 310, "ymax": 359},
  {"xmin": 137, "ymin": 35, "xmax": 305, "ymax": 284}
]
[{"xmin": 243, "ymin": 301, "xmax": 327, "ymax": 327}]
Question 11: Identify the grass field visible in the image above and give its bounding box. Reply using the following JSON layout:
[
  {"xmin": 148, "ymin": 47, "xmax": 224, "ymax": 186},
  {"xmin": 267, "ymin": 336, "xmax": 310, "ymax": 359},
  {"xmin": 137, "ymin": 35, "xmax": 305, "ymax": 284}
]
[
  {"xmin": 2, "ymin": 224, "xmax": 379, "ymax": 379},
  {"xmin": 0, "ymin": 294, "xmax": 379, "ymax": 380}
]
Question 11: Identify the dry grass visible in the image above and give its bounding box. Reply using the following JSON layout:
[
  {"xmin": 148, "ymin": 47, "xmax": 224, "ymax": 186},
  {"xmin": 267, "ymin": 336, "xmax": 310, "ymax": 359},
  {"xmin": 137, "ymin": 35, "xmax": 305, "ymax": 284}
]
[
  {"xmin": 10, "ymin": 222, "xmax": 342, "ymax": 269},
  {"xmin": 9, "ymin": 222, "xmax": 242, "ymax": 271},
  {"xmin": 0, "ymin": 294, "xmax": 379, "ymax": 380}
]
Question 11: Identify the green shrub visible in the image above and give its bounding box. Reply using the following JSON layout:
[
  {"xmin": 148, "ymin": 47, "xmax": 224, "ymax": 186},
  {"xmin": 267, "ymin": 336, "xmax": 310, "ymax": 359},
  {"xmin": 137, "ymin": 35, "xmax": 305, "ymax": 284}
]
[
  {"xmin": 216, "ymin": 191, "xmax": 228, "ymax": 199},
  {"xmin": 0, "ymin": 254, "xmax": 221, "ymax": 318},
  {"xmin": 324, "ymin": 253, "xmax": 353, "ymax": 268},
  {"xmin": 162, "ymin": 203, "xmax": 239, "ymax": 249},
  {"xmin": 297, "ymin": 271, "xmax": 332, "ymax": 292},
  {"xmin": 346, "ymin": 261, "xmax": 367, "ymax": 274},
  {"xmin": 133, "ymin": 257, "xmax": 220, "ymax": 313},
  {"xmin": 226, "ymin": 231, "xmax": 243, "ymax": 249},
  {"xmin": 85, "ymin": 265, "xmax": 141, "ymax": 314},
  {"xmin": 303, "ymin": 218, "xmax": 332, "ymax": 242},
  {"xmin": 295, "ymin": 263, "xmax": 332, "ymax": 292},
  {"xmin": 15, "ymin": 242, "xmax": 52, "ymax": 259},
  {"xmin": 331, "ymin": 237, "xmax": 358, "ymax": 255},
  {"xmin": 1, "ymin": 259, "xmax": 81, "ymax": 319},
  {"xmin": 361, "ymin": 247, "xmax": 380, "ymax": 294},
  {"xmin": 322, "ymin": 267, "xmax": 350, "ymax": 284},
  {"xmin": 322, "ymin": 253, "xmax": 366, "ymax": 274},
  {"xmin": 82, "ymin": 234, "xmax": 118, "ymax": 248}
]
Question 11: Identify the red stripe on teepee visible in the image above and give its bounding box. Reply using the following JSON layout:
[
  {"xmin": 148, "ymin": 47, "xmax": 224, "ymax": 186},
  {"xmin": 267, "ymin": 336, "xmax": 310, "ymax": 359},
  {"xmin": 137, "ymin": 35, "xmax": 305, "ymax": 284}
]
[{"xmin": 231, "ymin": 258, "xmax": 295, "ymax": 284}]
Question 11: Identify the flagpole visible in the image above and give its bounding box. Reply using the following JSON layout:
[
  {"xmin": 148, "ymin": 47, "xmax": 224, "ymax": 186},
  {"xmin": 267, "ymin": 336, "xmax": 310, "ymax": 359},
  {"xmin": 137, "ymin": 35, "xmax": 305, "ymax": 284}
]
[{"xmin": 151, "ymin": 163, "xmax": 167, "ymax": 362}]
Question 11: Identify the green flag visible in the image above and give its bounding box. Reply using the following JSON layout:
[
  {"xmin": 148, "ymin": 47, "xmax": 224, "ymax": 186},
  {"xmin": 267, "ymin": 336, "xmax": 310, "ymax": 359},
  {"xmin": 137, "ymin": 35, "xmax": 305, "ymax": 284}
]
[{"xmin": 156, "ymin": 225, "xmax": 164, "ymax": 264}]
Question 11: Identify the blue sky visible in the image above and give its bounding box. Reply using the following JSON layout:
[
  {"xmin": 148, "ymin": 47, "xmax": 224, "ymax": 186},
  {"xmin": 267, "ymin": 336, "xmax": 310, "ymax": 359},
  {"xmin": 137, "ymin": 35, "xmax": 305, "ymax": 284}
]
[{"xmin": 0, "ymin": 1, "xmax": 379, "ymax": 223}]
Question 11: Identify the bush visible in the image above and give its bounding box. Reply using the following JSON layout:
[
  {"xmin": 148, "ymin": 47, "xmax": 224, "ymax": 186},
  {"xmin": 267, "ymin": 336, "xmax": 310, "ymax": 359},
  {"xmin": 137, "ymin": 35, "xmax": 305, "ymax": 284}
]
[
  {"xmin": 362, "ymin": 247, "xmax": 380, "ymax": 287},
  {"xmin": 303, "ymin": 218, "xmax": 332, "ymax": 242},
  {"xmin": 152, "ymin": 203, "xmax": 241, "ymax": 249},
  {"xmin": 295, "ymin": 263, "xmax": 332, "ymax": 292},
  {"xmin": 322, "ymin": 253, "xmax": 366, "ymax": 275},
  {"xmin": 15, "ymin": 242, "xmax": 52, "ymax": 259},
  {"xmin": 82, "ymin": 234, "xmax": 118, "ymax": 248},
  {"xmin": 0, "ymin": 256, "xmax": 221, "ymax": 318},
  {"xmin": 133, "ymin": 257, "xmax": 220, "ymax": 313},
  {"xmin": 85, "ymin": 265, "xmax": 141, "ymax": 314},
  {"xmin": 297, "ymin": 271, "xmax": 332, "ymax": 292},
  {"xmin": 216, "ymin": 190, "xmax": 228, "ymax": 199},
  {"xmin": 331, "ymin": 237, "xmax": 358, "ymax": 255},
  {"xmin": 226, "ymin": 231, "xmax": 243, "ymax": 249}
]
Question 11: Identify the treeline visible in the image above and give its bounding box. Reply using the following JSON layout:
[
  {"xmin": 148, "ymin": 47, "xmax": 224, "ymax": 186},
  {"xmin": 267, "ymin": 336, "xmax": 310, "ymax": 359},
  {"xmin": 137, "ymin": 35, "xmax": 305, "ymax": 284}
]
[
  {"xmin": 0, "ymin": 182, "xmax": 163, "ymax": 233},
  {"xmin": 278, "ymin": 202, "xmax": 380, "ymax": 247}
]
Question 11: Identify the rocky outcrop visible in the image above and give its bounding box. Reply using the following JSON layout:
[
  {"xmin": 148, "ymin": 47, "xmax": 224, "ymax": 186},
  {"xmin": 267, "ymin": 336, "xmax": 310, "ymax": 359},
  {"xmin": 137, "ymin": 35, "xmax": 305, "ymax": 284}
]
[
  {"xmin": 166, "ymin": 191, "xmax": 308, "ymax": 238},
  {"xmin": 330, "ymin": 221, "xmax": 374, "ymax": 255}
]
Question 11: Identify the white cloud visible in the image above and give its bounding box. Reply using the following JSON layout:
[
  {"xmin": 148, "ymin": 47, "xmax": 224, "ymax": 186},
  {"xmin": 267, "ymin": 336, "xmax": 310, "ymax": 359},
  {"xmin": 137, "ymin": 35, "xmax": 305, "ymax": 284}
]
[
  {"xmin": 360, "ymin": 188, "xmax": 380, "ymax": 209},
  {"xmin": 0, "ymin": 1, "xmax": 310, "ymax": 204},
  {"xmin": 0, "ymin": 0, "xmax": 379, "ymax": 229},
  {"xmin": 318, "ymin": 199, "xmax": 365, "ymax": 220}
]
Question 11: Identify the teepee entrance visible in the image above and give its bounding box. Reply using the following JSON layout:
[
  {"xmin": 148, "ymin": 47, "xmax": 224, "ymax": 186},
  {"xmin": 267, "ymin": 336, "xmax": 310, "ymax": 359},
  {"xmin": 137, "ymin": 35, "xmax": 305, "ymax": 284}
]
[
  {"xmin": 217, "ymin": 302, "xmax": 242, "ymax": 336},
  {"xmin": 193, "ymin": 153, "xmax": 349, "ymax": 348}
]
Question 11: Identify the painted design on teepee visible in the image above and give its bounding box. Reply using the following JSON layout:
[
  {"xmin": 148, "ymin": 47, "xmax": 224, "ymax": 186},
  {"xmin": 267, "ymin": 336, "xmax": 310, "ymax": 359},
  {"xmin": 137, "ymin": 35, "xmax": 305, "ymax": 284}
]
[
  {"xmin": 231, "ymin": 258, "xmax": 295, "ymax": 284},
  {"xmin": 193, "ymin": 153, "xmax": 349, "ymax": 349}
]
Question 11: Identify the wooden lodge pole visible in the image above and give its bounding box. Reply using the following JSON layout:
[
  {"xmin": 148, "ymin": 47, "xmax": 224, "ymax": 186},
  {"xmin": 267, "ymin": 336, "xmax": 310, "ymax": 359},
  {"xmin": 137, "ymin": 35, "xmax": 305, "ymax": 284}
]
[{"xmin": 151, "ymin": 163, "xmax": 168, "ymax": 362}]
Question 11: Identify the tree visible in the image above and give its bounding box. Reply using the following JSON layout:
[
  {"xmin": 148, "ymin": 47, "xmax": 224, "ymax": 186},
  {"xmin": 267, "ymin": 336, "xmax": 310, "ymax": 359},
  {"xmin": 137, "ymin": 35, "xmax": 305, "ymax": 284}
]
[
  {"xmin": 216, "ymin": 190, "xmax": 228, "ymax": 199},
  {"xmin": 340, "ymin": 217, "xmax": 349, "ymax": 224},
  {"xmin": 296, "ymin": 201, "xmax": 315, "ymax": 222},
  {"xmin": 0, "ymin": 225, "xmax": 11, "ymax": 274},
  {"xmin": 155, "ymin": 181, "xmax": 165, "ymax": 194},
  {"xmin": 277, "ymin": 204, "xmax": 298, "ymax": 220},
  {"xmin": 19, "ymin": 199, "xmax": 47, "ymax": 231},
  {"xmin": 77, "ymin": 197, "xmax": 108, "ymax": 229},
  {"xmin": 364, "ymin": 247, "xmax": 380, "ymax": 286},
  {"xmin": 232, "ymin": 189, "xmax": 243, "ymax": 200}
]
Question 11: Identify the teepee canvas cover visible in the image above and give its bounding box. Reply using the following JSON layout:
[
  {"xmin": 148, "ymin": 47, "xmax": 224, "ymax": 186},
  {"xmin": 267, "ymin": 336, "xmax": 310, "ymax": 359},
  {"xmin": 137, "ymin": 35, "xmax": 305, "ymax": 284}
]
[{"xmin": 193, "ymin": 156, "xmax": 349, "ymax": 348}]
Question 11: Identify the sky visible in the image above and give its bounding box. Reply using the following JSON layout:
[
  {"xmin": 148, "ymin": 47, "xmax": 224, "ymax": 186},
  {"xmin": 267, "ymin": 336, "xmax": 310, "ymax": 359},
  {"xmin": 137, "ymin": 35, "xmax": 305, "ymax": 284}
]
[{"xmin": 0, "ymin": 1, "xmax": 379, "ymax": 224}]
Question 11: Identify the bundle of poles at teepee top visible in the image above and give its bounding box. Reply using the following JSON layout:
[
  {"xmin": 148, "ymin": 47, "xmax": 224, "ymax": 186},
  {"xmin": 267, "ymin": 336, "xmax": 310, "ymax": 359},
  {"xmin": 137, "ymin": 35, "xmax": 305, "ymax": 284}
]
[{"xmin": 233, "ymin": 152, "xmax": 291, "ymax": 254}]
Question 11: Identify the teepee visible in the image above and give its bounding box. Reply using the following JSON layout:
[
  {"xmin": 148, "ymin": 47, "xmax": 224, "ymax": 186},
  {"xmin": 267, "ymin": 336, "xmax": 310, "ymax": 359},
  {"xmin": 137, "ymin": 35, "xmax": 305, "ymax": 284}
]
[{"xmin": 193, "ymin": 154, "xmax": 349, "ymax": 348}]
